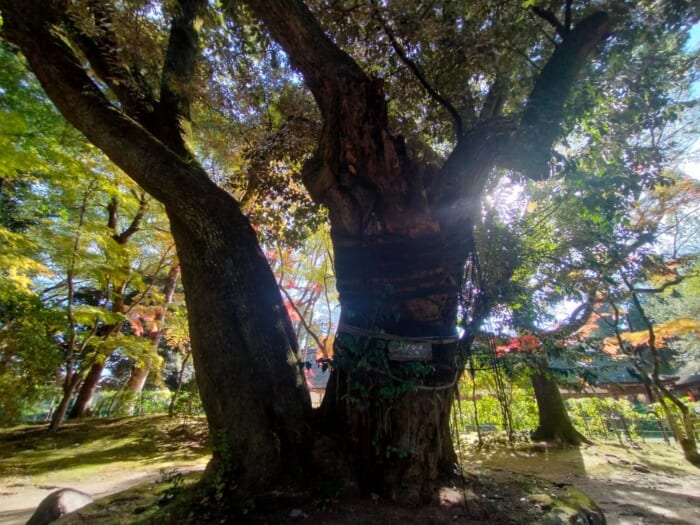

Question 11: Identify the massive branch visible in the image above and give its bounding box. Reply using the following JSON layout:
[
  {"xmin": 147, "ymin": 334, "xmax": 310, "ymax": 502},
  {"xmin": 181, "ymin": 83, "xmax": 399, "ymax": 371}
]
[
  {"xmin": 506, "ymin": 11, "xmax": 610, "ymax": 178},
  {"xmin": 66, "ymin": 1, "xmax": 154, "ymax": 123},
  {"xmin": 156, "ymin": 0, "xmax": 207, "ymax": 154},
  {"xmin": 243, "ymin": 0, "xmax": 429, "ymax": 237},
  {"xmin": 434, "ymin": 10, "xmax": 609, "ymax": 218},
  {"xmin": 240, "ymin": 0, "xmax": 367, "ymax": 113},
  {"xmin": 0, "ymin": 0, "xmax": 214, "ymax": 215}
]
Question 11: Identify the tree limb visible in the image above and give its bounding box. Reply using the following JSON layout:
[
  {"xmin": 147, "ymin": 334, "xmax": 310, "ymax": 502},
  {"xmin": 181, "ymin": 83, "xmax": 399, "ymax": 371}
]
[
  {"xmin": 480, "ymin": 76, "xmax": 509, "ymax": 121},
  {"xmin": 564, "ymin": 0, "xmax": 574, "ymax": 32},
  {"xmin": 371, "ymin": 0, "xmax": 463, "ymax": 137},
  {"xmin": 631, "ymin": 275, "xmax": 686, "ymax": 294},
  {"xmin": 65, "ymin": 0, "xmax": 154, "ymax": 123},
  {"xmin": 540, "ymin": 291, "xmax": 598, "ymax": 338},
  {"xmin": 239, "ymin": 0, "xmax": 367, "ymax": 114},
  {"xmin": 503, "ymin": 11, "xmax": 610, "ymax": 179},
  {"xmin": 433, "ymin": 116, "xmax": 517, "ymax": 223},
  {"xmin": 0, "ymin": 0, "xmax": 226, "ymax": 215},
  {"xmin": 114, "ymin": 192, "xmax": 150, "ymax": 245},
  {"xmin": 532, "ymin": 6, "xmax": 568, "ymax": 39},
  {"xmin": 156, "ymin": 0, "xmax": 208, "ymax": 154},
  {"xmin": 433, "ymin": 12, "xmax": 609, "ymax": 220}
]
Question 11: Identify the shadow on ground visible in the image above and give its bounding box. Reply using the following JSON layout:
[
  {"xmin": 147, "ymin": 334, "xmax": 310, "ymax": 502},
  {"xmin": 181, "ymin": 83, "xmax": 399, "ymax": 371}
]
[
  {"xmin": 469, "ymin": 439, "xmax": 700, "ymax": 525},
  {"xmin": 0, "ymin": 415, "xmax": 207, "ymax": 477}
]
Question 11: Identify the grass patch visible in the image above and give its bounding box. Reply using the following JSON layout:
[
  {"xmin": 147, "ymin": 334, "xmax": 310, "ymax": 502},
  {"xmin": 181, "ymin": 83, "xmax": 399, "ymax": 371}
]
[{"xmin": 0, "ymin": 415, "xmax": 209, "ymax": 489}]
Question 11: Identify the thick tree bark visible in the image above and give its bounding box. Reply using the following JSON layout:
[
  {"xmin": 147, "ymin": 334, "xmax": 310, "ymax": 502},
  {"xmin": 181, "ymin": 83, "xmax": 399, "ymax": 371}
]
[
  {"xmin": 318, "ymin": 230, "xmax": 472, "ymax": 503},
  {"xmin": 0, "ymin": 0, "xmax": 312, "ymax": 496},
  {"xmin": 530, "ymin": 358, "xmax": 591, "ymax": 446},
  {"xmin": 167, "ymin": 202, "xmax": 312, "ymax": 490}
]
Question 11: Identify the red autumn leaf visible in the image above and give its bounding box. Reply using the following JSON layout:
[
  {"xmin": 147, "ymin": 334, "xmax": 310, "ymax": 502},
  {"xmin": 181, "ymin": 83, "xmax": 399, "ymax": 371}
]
[{"xmin": 284, "ymin": 300, "xmax": 301, "ymax": 322}]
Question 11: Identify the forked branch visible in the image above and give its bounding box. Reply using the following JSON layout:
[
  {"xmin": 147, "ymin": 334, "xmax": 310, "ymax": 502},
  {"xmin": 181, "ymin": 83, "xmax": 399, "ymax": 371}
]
[
  {"xmin": 371, "ymin": 0, "xmax": 463, "ymax": 137},
  {"xmin": 503, "ymin": 11, "xmax": 610, "ymax": 179},
  {"xmin": 240, "ymin": 0, "xmax": 367, "ymax": 114}
]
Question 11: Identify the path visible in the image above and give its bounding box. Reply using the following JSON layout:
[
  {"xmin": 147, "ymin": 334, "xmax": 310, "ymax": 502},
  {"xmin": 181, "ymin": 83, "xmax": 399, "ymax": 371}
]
[
  {"xmin": 0, "ymin": 464, "xmax": 205, "ymax": 525},
  {"xmin": 473, "ymin": 440, "xmax": 700, "ymax": 524}
]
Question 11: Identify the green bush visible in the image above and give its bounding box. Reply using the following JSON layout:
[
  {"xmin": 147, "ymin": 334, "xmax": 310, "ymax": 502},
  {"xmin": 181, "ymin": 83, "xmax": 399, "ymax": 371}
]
[
  {"xmin": 451, "ymin": 373, "xmax": 687, "ymax": 443},
  {"xmin": 169, "ymin": 390, "xmax": 204, "ymax": 416},
  {"xmin": 453, "ymin": 371, "xmax": 538, "ymax": 433}
]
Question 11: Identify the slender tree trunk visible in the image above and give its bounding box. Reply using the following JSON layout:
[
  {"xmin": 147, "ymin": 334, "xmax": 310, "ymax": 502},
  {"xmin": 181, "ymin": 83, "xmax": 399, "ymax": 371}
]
[
  {"xmin": 115, "ymin": 265, "xmax": 179, "ymax": 415},
  {"xmin": 530, "ymin": 358, "xmax": 591, "ymax": 446},
  {"xmin": 118, "ymin": 366, "xmax": 150, "ymax": 414},
  {"xmin": 652, "ymin": 382, "xmax": 700, "ymax": 466},
  {"xmin": 68, "ymin": 195, "xmax": 142, "ymax": 419},
  {"xmin": 50, "ymin": 184, "xmax": 96, "ymax": 430},
  {"xmin": 68, "ymin": 362, "xmax": 104, "ymax": 419},
  {"xmin": 50, "ymin": 395, "xmax": 73, "ymax": 431},
  {"xmin": 627, "ymin": 292, "xmax": 700, "ymax": 466},
  {"xmin": 168, "ymin": 347, "xmax": 192, "ymax": 417},
  {"xmin": 49, "ymin": 375, "xmax": 82, "ymax": 431}
]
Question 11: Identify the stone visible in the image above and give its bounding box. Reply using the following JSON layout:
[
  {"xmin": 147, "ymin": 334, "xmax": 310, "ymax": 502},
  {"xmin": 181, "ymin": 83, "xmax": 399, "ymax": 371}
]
[{"xmin": 26, "ymin": 488, "xmax": 94, "ymax": 525}]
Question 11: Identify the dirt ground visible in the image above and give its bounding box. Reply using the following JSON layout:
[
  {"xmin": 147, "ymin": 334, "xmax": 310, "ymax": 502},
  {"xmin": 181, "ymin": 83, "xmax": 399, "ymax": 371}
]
[
  {"xmin": 0, "ymin": 417, "xmax": 698, "ymax": 524},
  {"xmin": 466, "ymin": 438, "xmax": 700, "ymax": 525}
]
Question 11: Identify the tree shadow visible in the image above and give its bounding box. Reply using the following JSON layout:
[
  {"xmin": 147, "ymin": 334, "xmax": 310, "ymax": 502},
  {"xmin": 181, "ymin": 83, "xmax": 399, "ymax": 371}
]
[
  {"xmin": 465, "ymin": 438, "xmax": 700, "ymax": 525},
  {"xmin": 581, "ymin": 476, "xmax": 700, "ymax": 524}
]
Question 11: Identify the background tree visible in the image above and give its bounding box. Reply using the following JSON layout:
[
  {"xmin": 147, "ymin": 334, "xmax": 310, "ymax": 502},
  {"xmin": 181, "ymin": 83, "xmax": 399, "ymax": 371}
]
[
  {"xmin": 0, "ymin": 40, "xmax": 181, "ymax": 425},
  {"xmin": 113, "ymin": 263, "xmax": 182, "ymax": 416},
  {"xmin": 470, "ymin": 14, "xmax": 699, "ymax": 447}
]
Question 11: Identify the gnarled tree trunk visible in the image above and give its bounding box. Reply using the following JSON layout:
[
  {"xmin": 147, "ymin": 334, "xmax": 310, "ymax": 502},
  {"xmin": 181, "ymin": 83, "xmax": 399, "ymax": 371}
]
[
  {"xmin": 319, "ymin": 230, "xmax": 473, "ymax": 502},
  {"xmin": 244, "ymin": 0, "xmax": 609, "ymax": 502}
]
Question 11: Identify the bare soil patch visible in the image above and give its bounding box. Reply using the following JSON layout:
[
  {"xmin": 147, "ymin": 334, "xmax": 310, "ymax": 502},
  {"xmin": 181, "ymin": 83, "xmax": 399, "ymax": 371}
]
[{"xmin": 465, "ymin": 438, "xmax": 700, "ymax": 524}]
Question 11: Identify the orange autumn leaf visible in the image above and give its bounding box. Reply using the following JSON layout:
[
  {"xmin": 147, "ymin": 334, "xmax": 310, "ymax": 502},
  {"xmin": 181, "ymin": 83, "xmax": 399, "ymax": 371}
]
[{"xmin": 603, "ymin": 317, "xmax": 700, "ymax": 354}]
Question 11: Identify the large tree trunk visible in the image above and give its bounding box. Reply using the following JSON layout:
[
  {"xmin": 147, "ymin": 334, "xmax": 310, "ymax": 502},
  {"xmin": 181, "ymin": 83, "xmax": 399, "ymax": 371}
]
[
  {"xmin": 243, "ymin": 0, "xmax": 607, "ymax": 502},
  {"xmin": 319, "ymin": 228, "xmax": 474, "ymax": 503},
  {"xmin": 530, "ymin": 358, "xmax": 591, "ymax": 446},
  {"xmin": 167, "ymin": 199, "xmax": 313, "ymax": 493}
]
